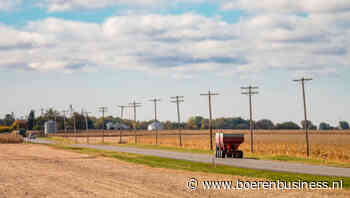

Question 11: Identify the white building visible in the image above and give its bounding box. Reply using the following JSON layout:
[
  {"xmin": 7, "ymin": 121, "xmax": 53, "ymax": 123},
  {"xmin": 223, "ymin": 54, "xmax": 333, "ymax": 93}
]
[
  {"xmin": 106, "ymin": 122, "xmax": 130, "ymax": 130},
  {"xmin": 148, "ymin": 121, "xmax": 164, "ymax": 131},
  {"xmin": 44, "ymin": 120, "xmax": 57, "ymax": 134}
]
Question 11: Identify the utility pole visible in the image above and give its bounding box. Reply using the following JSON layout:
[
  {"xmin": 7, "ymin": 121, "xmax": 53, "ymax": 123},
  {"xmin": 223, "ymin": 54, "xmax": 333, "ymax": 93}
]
[
  {"xmin": 149, "ymin": 98, "xmax": 161, "ymax": 121},
  {"xmin": 171, "ymin": 96, "xmax": 184, "ymax": 146},
  {"xmin": 149, "ymin": 98, "xmax": 161, "ymax": 144},
  {"xmin": 62, "ymin": 110, "xmax": 67, "ymax": 137},
  {"xmin": 40, "ymin": 108, "xmax": 45, "ymax": 135},
  {"xmin": 293, "ymin": 77, "xmax": 312, "ymax": 157},
  {"xmin": 200, "ymin": 90, "xmax": 219, "ymax": 151},
  {"xmin": 129, "ymin": 101, "xmax": 141, "ymax": 144},
  {"xmin": 117, "ymin": 105, "xmax": 131, "ymax": 144},
  {"xmin": 241, "ymin": 85, "xmax": 259, "ymax": 153},
  {"xmin": 70, "ymin": 105, "xmax": 77, "ymax": 143},
  {"xmin": 98, "ymin": 107, "xmax": 108, "ymax": 143},
  {"xmin": 118, "ymin": 105, "xmax": 128, "ymax": 120},
  {"xmin": 84, "ymin": 110, "xmax": 91, "ymax": 144}
]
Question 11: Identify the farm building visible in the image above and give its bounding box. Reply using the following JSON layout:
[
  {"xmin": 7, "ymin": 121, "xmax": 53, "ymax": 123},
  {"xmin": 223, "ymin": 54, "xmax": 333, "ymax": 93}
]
[
  {"xmin": 106, "ymin": 122, "xmax": 130, "ymax": 130},
  {"xmin": 44, "ymin": 120, "xmax": 57, "ymax": 134},
  {"xmin": 148, "ymin": 121, "xmax": 163, "ymax": 131}
]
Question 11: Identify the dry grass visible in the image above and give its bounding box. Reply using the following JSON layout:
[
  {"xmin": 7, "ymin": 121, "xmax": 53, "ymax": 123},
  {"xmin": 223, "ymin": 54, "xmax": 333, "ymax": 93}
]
[
  {"xmin": 0, "ymin": 132, "xmax": 23, "ymax": 144},
  {"xmin": 58, "ymin": 129, "xmax": 350, "ymax": 163}
]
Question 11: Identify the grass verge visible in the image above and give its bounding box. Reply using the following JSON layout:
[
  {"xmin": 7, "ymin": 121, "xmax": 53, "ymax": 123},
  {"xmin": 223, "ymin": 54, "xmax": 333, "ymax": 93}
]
[{"xmin": 47, "ymin": 143, "xmax": 350, "ymax": 189}]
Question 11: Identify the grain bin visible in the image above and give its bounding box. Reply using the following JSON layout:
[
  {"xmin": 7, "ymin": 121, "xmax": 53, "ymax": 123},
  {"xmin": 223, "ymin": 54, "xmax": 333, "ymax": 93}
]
[{"xmin": 44, "ymin": 120, "xmax": 57, "ymax": 134}]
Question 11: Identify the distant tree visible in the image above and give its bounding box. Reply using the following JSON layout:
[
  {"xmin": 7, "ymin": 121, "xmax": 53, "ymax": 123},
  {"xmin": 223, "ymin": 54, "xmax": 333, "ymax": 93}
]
[
  {"xmin": 200, "ymin": 119, "xmax": 209, "ymax": 129},
  {"xmin": 186, "ymin": 116, "xmax": 203, "ymax": 129},
  {"xmin": 27, "ymin": 110, "xmax": 35, "ymax": 130},
  {"xmin": 236, "ymin": 123, "xmax": 250, "ymax": 129},
  {"xmin": 319, "ymin": 122, "xmax": 331, "ymax": 130},
  {"xmin": 3, "ymin": 114, "xmax": 15, "ymax": 126},
  {"xmin": 275, "ymin": 122, "xmax": 300, "ymax": 130},
  {"xmin": 339, "ymin": 121, "xmax": 350, "ymax": 130},
  {"xmin": 255, "ymin": 119, "xmax": 274, "ymax": 129},
  {"xmin": 163, "ymin": 121, "xmax": 175, "ymax": 130},
  {"xmin": 301, "ymin": 120, "xmax": 317, "ymax": 130},
  {"xmin": 0, "ymin": 119, "xmax": 4, "ymax": 125}
]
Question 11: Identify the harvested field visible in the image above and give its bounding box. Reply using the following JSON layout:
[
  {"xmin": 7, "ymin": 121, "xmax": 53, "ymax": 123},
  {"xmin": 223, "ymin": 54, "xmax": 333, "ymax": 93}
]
[
  {"xmin": 0, "ymin": 144, "xmax": 349, "ymax": 198},
  {"xmin": 58, "ymin": 129, "xmax": 350, "ymax": 163}
]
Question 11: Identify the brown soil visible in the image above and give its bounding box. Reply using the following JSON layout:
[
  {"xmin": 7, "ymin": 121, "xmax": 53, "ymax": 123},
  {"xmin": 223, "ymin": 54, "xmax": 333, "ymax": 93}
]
[{"xmin": 0, "ymin": 144, "xmax": 349, "ymax": 198}]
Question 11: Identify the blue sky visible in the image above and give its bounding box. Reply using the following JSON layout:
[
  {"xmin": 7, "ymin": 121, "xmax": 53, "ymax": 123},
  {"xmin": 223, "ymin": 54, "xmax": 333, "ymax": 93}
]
[{"xmin": 0, "ymin": 0, "xmax": 349, "ymax": 127}]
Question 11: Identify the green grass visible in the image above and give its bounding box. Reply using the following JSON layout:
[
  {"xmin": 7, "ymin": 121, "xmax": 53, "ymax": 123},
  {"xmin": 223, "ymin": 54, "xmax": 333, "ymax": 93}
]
[
  {"xmin": 104, "ymin": 142, "xmax": 350, "ymax": 168},
  {"xmin": 48, "ymin": 143, "xmax": 350, "ymax": 189},
  {"xmin": 41, "ymin": 136, "xmax": 350, "ymax": 168},
  {"xmin": 103, "ymin": 142, "xmax": 212, "ymax": 154}
]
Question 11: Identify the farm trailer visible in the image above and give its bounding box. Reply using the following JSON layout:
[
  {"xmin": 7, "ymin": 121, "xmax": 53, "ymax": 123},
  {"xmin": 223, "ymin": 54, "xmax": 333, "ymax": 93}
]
[{"xmin": 216, "ymin": 133, "xmax": 244, "ymax": 158}]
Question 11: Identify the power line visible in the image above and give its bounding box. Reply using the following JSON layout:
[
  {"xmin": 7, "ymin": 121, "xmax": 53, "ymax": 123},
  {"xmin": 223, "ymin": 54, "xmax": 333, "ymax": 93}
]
[
  {"xmin": 241, "ymin": 85, "xmax": 259, "ymax": 153},
  {"xmin": 293, "ymin": 77, "xmax": 313, "ymax": 157},
  {"xmin": 98, "ymin": 107, "xmax": 108, "ymax": 143},
  {"xmin": 128, "ymin": 101, "xmax": 141, "ymax": 144},
  {"xmin": 200, "ymin": 90, "xmax": 219, "ymax": 151},
  {"xmin": 170, "ymin": 96, "xmax": 184, "ymax": 146}
]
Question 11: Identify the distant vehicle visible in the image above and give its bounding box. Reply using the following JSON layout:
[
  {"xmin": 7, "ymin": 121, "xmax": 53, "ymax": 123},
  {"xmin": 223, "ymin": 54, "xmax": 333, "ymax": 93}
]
[{"xmin": 216, "ymin": 133, "xmax": 244, "ymax": 158}]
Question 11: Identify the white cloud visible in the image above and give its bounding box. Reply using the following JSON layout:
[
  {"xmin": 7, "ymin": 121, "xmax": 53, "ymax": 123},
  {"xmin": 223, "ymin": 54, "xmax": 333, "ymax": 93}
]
[
  {"xmin": 0, "ymin": 11, "xmax": 349, "ymax": 78},
  {"xmin": 221, "ymin": 0, "xmax": 350, "ymax": 14},
  {"xmin": 40, "ymin": 0, "xmax": 203, "ymax": 12},
  {"xmin": 0, "ymin": 0, "xmax": 21, "ymax": 10}
]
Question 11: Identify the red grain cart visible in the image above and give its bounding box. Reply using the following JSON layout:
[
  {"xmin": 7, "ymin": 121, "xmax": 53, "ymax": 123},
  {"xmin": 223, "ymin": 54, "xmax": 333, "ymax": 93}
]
[{"xmin": 216, "ymin": 133, "xmax": 244, "ymax": 158}]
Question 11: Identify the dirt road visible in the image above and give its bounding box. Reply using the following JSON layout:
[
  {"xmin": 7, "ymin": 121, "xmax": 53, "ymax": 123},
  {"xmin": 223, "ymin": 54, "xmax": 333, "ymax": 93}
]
[{"xmin": 0, "ymin": 144, "xmax": 349, "ymax": 198}]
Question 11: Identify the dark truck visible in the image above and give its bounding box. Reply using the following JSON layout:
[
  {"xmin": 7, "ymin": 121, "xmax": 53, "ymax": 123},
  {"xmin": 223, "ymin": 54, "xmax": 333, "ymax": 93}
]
[{"xmin": 215, "ymin": 133, "xmax": 244, "ymax": 158}]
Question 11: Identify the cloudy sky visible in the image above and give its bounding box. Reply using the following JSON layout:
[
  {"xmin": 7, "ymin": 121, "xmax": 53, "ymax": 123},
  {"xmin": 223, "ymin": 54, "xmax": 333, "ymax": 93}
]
[{"xmin": 0, "ymin": 0, "xmax": 349, "ymax": 126}]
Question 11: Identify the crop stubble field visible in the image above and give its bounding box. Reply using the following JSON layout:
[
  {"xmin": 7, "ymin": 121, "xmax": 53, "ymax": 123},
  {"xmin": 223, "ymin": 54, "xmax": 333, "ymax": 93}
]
[
  {"xmin": 1, "ymin": 144, "xmax": 350, "ymax": 198},
  {"xmin": 56, "ymin": 130, "xmax": 350, "ymax": 164}
]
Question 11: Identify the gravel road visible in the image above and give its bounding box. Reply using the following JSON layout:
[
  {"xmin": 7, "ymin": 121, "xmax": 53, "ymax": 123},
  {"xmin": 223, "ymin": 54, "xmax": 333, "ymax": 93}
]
[{"xmin": 31, "ymin": 139, "xmax": 350, "ymax": 177}]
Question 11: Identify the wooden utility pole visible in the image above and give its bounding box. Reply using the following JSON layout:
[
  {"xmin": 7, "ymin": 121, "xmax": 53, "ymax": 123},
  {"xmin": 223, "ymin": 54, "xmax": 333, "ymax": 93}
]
[
  {"xmin": 117, "ymin": 105, "xmax": 131, "ymax": 143},
  {"xmin": 84, "ymin": 110, "xmax": 91, "ymax": 144},
  {"xmin": 171, "ymin": 96, "xmax": 184, "ymax": 146},
  {"xmin": 200, "ymin": 90, "xmax": 219, "ymax": 151},
  {"xmin": 293, "ymin": 77, "xmax": 312, "ymax": 157},
  {"xmin": 118, "ymin": 105, "xmax": 131, "ymax": 120},
  {"xmin": 149, "ymin": 98, "xmax": 161, "ymax": 144},
  {"xmin": 241, "ymin": 86, "xmax": 259, "ymax": 153},
  {"xmin": 129, "ymin": 101, "xmax": 141, "ymax": 144},
  {"xmin": 62, "ymin": 110, "xmax": 67, "ymax": 137},
  {"xmin": 98, "ymin": 107, "xmax": 108, "ymax": 143},
  {"xmin": 70, "ymin": 105, "xmax": 77, "ymax": 143}
]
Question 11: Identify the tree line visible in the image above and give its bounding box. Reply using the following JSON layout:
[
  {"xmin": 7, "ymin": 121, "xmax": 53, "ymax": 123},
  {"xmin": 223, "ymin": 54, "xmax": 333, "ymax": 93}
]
[{"xmin": 0, "ymin": 109, "xmax": 349, "ymax": 131}]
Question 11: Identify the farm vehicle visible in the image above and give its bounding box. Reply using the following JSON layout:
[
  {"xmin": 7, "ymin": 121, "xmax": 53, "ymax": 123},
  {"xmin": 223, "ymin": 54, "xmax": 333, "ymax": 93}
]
[
  {"xmin": 216, "ymin": 133, "xmax": 244, "ymax": 158},
  {"xmin": 0, "ymin": 120, "xmax": 27, "ymax": 137}
]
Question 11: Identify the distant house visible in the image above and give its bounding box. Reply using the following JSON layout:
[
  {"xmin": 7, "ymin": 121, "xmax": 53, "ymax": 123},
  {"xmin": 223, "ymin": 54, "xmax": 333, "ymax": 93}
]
[
  {"xmin": 106, "ymin": 122, "xmax": 130, "ymax": 130},
  {"xmin": 148, "ymin": 121, "xmax": 164, "ymax": 131}
]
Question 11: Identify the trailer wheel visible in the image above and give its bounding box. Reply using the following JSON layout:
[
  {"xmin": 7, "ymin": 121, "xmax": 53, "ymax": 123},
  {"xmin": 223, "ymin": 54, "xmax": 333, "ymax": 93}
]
[{"xmin": 237, "ymin": 150, "xmax": 243, "ymax": 158}]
